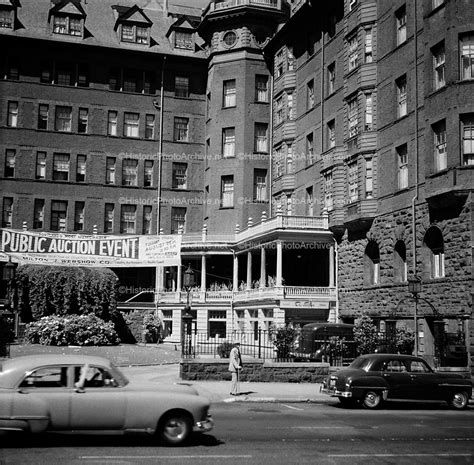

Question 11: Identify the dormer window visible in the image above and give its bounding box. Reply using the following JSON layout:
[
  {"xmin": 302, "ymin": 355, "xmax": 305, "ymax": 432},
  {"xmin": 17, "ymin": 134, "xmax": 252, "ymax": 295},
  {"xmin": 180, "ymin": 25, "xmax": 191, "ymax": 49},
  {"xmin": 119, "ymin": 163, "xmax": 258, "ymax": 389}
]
[
  {"xmin": 120, "ymin": 23, "xmax": 149, "ymax": 44},
  {"xmin": 175, "ymin": 30, "xmax": 193, "ymax": 50},
  {"xmin": 0, "ymin": 8, "xmax": 13, "ymax": 29},
  {"xmin": 52, "ymin": 15, "xmax": 83, "ymax": 36}
]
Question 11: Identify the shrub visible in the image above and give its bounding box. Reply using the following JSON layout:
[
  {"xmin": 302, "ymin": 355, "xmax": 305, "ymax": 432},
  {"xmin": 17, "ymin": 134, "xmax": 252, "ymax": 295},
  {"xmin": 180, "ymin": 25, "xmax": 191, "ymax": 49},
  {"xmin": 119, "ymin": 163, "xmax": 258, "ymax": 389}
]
[
  {"xmin": 395, "ymin": 326, "xmax": 415, "ymax": 354},
  {"xmin": 25, "ymin": 314, "xmax": 120, "ymax": 346},
  {"xmin": 217, "ymin": 341, "xmax": 234, "ymax": 358},
  {"xmin": 142, "ymin": 313, "xmax": 163, "ymax": 343},
  {"xmin": 269, "ymin": 323, "xmax": 300, "ymax": 358},
  {"xmin": 354, "ymin": 314, "xmax": 379, "ymax": 355}
]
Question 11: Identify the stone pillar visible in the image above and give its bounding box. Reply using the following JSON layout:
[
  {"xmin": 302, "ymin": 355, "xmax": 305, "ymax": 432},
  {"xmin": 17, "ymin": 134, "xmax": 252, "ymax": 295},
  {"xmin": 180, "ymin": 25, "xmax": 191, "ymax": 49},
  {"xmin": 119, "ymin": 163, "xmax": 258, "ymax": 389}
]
[
  {"xmin": 246, "ymin": 252, "xmax": 252, "ymax": 290},
  {"xmin": 329, "ymin": 243, "xmax": 335, "ymax": 287},
  {"xmin": 201, "ymin": 255, "xmax": 207, "ymax": 292},
  {"xmin": 276, "ymin": 241, "xmax": 283, "ymax": 287},
  {"xmin": 260, "ymin": 246, "xmax": 266, "ymax": 288},
  {"xmin": 176, "ymin": 264, "xmax": 182, "ymax": 292},
  {"xmin": 233, "ymin": 254, "xmax": 239, "ymax": 291}
]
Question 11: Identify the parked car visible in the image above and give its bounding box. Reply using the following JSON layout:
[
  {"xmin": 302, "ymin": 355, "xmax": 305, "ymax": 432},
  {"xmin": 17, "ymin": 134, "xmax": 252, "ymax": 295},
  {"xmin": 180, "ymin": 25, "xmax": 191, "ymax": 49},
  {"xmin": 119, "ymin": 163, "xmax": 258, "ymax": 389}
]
[
  {"xmin": 0, "ymin": 354, "xmax": 213, "ymax": 445},
  {"xmin": 321, "ymin": 353, "xmax": 472, "ymax": 409}
]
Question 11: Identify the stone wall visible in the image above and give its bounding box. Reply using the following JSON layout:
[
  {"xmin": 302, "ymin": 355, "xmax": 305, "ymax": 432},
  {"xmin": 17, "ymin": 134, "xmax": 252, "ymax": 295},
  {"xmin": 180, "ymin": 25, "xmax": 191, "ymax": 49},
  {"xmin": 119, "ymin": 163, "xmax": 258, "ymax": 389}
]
[{"xmin": 180, "ymin": 359, "xmax": 329, "ymax": 383}]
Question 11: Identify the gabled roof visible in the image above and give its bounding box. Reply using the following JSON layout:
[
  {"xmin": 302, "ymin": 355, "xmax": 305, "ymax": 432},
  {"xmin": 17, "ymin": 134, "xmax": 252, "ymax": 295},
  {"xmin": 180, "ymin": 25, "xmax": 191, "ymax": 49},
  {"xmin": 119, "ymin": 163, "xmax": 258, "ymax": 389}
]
[
  {"xmin": 112, "ymin": 4, "xmax": 153, "ymax": 30},
  {"xmin": 165, "ymin": 15, "xmax": 197, "ymax": 37},
  {"xmin": 0, "ymin": 0, "xmax": 20, "ymax": 7},
  {"xmin": 50, "ymin": 0, "xmax": 87, "ymax": 17}
]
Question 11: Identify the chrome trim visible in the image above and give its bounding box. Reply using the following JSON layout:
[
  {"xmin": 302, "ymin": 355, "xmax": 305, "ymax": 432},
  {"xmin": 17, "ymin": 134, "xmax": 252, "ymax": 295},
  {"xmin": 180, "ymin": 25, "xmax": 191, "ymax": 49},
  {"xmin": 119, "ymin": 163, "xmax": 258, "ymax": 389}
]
[{"xmin": 194, "ymin": 416, "xmax": 214, "ymax": 433}]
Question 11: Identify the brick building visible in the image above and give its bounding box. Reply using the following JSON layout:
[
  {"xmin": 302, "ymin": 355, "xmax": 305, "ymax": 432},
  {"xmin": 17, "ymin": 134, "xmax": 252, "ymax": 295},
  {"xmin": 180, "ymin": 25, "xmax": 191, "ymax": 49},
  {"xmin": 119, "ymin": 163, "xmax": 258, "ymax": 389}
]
[{"xmin": 1, "ymin": 0, "xmax": 472, "ymax": 368}]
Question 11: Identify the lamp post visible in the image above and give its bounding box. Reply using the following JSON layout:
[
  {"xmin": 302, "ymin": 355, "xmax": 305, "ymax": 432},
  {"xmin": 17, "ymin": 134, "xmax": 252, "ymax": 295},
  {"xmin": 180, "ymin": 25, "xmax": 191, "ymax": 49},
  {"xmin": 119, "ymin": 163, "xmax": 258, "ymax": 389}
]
[
  {"xmin": 3, "ymin": 258, "xmax": 18, "ymax": 338},
  {"xmin": 408, "ymin": 275, "xmax": 422, "ymax": 356},
  {"xmin": 182, "ymin": 264, "xmax": 195, "ymax": 357}
]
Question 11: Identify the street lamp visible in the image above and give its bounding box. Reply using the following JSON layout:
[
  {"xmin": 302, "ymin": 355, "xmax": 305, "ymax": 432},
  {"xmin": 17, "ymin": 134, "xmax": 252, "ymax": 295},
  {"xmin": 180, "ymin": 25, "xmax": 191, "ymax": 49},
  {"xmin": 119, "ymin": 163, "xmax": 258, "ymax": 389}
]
[
  {"xmin": 182, "ymin": 264, "xmax": 195, "ymax": 357},
  {"xmin": 408, "ymin": 275, "xmax": 422, "ymax": 356},
  {"xmin": 3, "ymin": 258, "xmax": 18, "ymax": 338}
]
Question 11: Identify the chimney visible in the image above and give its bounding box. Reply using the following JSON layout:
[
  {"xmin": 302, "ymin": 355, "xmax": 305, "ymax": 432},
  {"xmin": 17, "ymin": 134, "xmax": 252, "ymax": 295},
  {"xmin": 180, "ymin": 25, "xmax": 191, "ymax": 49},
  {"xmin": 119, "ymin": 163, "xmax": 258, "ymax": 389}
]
[{"xmin": 163, "ymin": 0, "xmax": 168, "ymax": 17}]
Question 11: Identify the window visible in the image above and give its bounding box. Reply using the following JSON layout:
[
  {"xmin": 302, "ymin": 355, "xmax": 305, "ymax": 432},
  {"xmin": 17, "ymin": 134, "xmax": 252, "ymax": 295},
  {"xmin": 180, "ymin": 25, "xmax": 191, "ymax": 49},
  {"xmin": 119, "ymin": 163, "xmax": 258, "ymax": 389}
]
[
  {"xmin": 104, "ymin": 203, "xmax": 114, "ymax": 233},
  {"xmin": 287, "ymin": 93, "xmax": 294, "ymax": 120},
  {"xmin": 348, "ymin": 97, "xmax": 358, "ymax": 138},
  {"xmin": 108, "ymin": 111, "xmax": 118, "ymax": 136},
  {"xmin": 55, "ymin": 106, "xmax": 72, "ymax": 132},
  {"xmin": 106, "ymin": 157, "xmax": 116, "ymax": 184},
  {"xmin": 364, "ymin": 28, "xmax": 373, "ymax": 63},
  {"xmin": 4, "ymin": 149, "xmax": 15, "ymax": 177},
  {"xmin": 53, "ymin": 153, "xmax": 70, "ymax": 181},
  {"xmin": 348, "ymin": 35, "xmax": 358, "ymax": 71},
  {"xmin": 275, "ymin": 97, "xmax": 283, "ymax": 125},
  {"xmin": 432, "ymin": 42, "xmax": 445, "ymax": 90},
  {"xmin": 145, "ymin": 114, "xmax": 155, "ymax": 139},
  {"xmin": 208, "ymin": 311, "xmax": 226, "ymax": 338},
  {"xmin": 33, "ymin": 199, "xmax": 44, "ymax": 229},
  {"xmin": 306, "ymin": 186, "xmax": 314, "ymax": 216},
  {"xmin": 396, "ymin": 75, "xmax": 407, "ymax": 118},
  {"xmin": 123, "ymin": 112, "xmax": 139, "ymax": 138},
  {"xmin": 120, "ymin": 23, "xmax": 149, "ymax": 44},
  {"xmin": 78, "ymin": 108, "xmax": 88, "ymax": 133},
  {"xmin": 36, "ymin": 152, "xmax": 46, "ymax": 180},
  {"xmin": 348, "ymin": 161, "xmax": 358, "ymax": 202},
  {"xmin": 364, "ymin": 93, "xmax": 373, "ymax": 131},
  {"xmin": 223, "ymin": 79, "xmax": 236, "ymax": 107},
  {"xmin": 174, "ymin": 117, "xmax": 189, "ymax": 142},
  {"xmin": 206, "ymin": 93, "xmax": 211, "ymax": 118},
  {"xmin": 461, "ymin": 114, "xmax": 474, "ymax": 165},
  {"xmin": 287, "ymin": 46, "xmax": 295, "ymax": 71},
  {"xmin": 397, "ymin": 144, "xmax": 408, "ymax": 189},
  {"xmin": 327, "ymin": 120, "xmax": 336, "ymax": 149},
  {"xmin": 286, "ymin": 194, "xmax": 293, "ymax": 216},
  {"xmin": 120, "ymin": 205, "xmax": 136, "ymax": 234},
  {"xmin": 328, "ymin": 63, "xmax": 336, "ymax": 94},
  {"xmin": 396, "ymin": 6, "xmax": 407, "ymax": 46},
  {"xmin": 76, "ymin": 155, "xmax": 86, "ymax": 182},
  {"xmin": 74, "ymin": 201, "xmax": 85, "ymax": 231},
  {"xmin": 460, "ymin": 34, "xmax": 474, "ymax": 81},
  {"xmin": 122, "ymin": 159, "xmax": 138, "ymax": 186},
  {"xmin": 424, "ymin": 227, "xmax": 445, "ymax": 279},
  {"xmin": 172, "ymin": 162, "xmax": 187, "ymax": 189},
  {"xmin": 175, "ymin": 75, "xmax": 189, "ymax": 97},
  {"xmin": 0, "ymin": 9, "xmax": 13, "ymax": 29},
  {"xmin": 6, "ymin": 59, "xmax": 19, "ymax": 80},
  {"xmin": 306, "ymin": 133, "xmax": 314, "ymax": 164},
  {"xmin": 365, "ymin": 241, "xmax": 380, "ymax": 285},
  {"xmin": 254, "ymin": 123, "xmax": 268, "ymax": 153},
  {"xmin": 274, "ymin": 146, "xmax": 283, "ymax": 177},
  {"xmin": 142, "ymin": 160, "xmax": 153, "ymax": 187},
  {"xmin": 38, "ymin": 104, "xmax": 49, "ymax": 130},
  {"xmin": 175, "ymin": 30, "xmax": 193, "ymax": 49},
  {"xmin": 2, "ymin": 197, "xmax": 12, "ymax": 228},
  {"xmin": 51, "ymin": 200, "xmax": 67, "ymax": 231},
  {"xmin": 7, "ymin": 101, "xmax": 18, "ymax": 127},
  {"xmin": 221, "ymin": 175, "xmax": 234, "ymax": 208},
  {"xmin": 222, "ymin": 127, "xmax": 235, "ymax": 158},
  {"xmin": 52, "ymin": 15, "xmax": 83, "ymax": 36},
  {"xmin": 56, "ymin": 65, "xmax": 72, "ymax": 86},
  {"xmin": 433, "ymin": 120, "xmax": 447, "ymax": 172},
  {"xmin": 143, "ymin": 205, "xmax": 152, "ymax": 235},
  {"xmin": 307, "ymin": 79, "xmax": 315, "ymax": 109},
  {"xmin": 77, "ymin": 64, "xmax": 89, "ymax": 87},
  {"xmin": 365, "ymin": 158, "xmax": 373, "ymax": 198},
  {"xmin": 254, "ymin": 169, "xmax": 267, "ymax": 202},
  {"xmin": 171, "ymin": 207, "xmax": 186, "ymax": 234},
  {"xmin": 394, "ymin": 240, "xmax": 407, "ymax": 282},
  {"xmin": 275, "ymin": 50, "xmax": 284, "ymax": 78}
]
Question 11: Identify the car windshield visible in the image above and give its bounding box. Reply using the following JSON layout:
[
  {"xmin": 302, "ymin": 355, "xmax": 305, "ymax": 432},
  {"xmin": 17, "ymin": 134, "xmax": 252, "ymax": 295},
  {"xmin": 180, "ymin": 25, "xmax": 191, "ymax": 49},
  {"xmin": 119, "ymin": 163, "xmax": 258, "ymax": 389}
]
[
  {"xmin": 109, "ymin": 363, "xmax": 129, "ymax": 386},
  {"xmin": 349, "ymin": 357, "xmax": 372, "ymax": 371}
]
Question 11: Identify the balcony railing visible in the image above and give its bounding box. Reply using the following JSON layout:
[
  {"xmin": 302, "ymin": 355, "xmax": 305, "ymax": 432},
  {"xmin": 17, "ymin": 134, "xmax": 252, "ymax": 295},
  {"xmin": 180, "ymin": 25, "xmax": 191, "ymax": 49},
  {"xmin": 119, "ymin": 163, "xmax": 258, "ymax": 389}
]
[{"xmin": 209, "ymin": 0, "xmax": 280, "ymax": 13}]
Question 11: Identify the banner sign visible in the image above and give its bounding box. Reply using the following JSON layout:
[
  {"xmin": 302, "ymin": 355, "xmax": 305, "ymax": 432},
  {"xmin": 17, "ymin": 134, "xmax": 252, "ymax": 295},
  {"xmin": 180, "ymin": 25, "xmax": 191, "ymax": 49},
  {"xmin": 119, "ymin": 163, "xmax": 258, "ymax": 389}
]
[{"xmin": 0, "ymin": 229, "xmax": 181, "ymax": 268}]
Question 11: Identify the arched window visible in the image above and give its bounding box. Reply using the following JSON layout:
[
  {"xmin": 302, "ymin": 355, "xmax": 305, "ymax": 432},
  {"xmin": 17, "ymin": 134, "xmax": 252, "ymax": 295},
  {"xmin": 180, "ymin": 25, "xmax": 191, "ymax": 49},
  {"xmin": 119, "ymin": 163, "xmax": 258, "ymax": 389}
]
[
  {"xmin": 394, "ymin": 240, "xmax": 407, "ymax": 282},
  {"xmin": 364, "ymin": 241, "xmax": 380, "ymax": 285},
  {"xmin": 423, "ymin": 227, "xmax": 445, "ymax": 278}
]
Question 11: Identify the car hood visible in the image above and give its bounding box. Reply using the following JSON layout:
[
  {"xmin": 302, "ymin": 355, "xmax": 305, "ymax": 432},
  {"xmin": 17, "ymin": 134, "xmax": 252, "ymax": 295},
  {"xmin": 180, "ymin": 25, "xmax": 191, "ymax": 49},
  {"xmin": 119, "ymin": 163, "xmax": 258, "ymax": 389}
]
[{"xmin": 124, "ymin": 380, "xmax": 200, "ymax": 396}]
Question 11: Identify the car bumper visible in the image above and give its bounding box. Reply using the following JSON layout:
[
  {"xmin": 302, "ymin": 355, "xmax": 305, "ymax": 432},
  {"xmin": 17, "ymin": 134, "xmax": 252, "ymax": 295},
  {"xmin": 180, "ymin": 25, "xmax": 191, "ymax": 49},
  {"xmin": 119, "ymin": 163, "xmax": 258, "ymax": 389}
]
[
  {"xmin": 320, "ymin": 386, "xmax": 352, "ymax": 398},
  {"xmin": 194, "ymin": 415, "xmax": 213, "ymax": 433}
]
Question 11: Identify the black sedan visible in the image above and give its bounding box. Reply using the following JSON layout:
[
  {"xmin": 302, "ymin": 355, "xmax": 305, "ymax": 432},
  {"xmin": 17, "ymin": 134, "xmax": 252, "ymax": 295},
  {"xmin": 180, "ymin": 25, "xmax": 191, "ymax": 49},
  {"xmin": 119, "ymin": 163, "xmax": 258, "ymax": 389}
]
[{"xmin": 321, "ymin": 353, "xmax": 472, "ymax": 409}]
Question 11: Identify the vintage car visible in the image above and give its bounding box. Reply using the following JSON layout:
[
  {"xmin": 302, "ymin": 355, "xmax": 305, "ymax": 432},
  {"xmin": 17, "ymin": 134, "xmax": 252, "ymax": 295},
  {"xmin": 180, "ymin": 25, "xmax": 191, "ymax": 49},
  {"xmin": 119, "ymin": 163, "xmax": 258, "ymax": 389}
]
[
  {"xmin": 321, "ymin": 353, "xmax": 472, "ymax": 409},
  {"xmin": 0, "ymin": 354, "xmax": 213, "ymax": 445}
]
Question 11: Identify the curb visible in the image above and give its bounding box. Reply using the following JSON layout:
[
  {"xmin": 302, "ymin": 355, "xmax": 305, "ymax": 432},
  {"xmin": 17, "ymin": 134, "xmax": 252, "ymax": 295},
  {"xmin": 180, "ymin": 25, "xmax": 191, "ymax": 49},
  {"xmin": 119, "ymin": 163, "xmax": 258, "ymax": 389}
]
[{"xmin": 223, "ymin": 397, "xmax": 333, "ymax": 403}]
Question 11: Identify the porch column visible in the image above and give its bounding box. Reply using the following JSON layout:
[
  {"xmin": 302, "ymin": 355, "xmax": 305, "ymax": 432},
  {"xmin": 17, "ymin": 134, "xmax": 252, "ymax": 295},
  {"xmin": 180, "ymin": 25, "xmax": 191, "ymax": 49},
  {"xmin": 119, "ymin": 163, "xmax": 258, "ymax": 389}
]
[
  {"xmin": 201, "ymin": 255, "xmax": 207, "ymax": 292},
  {"xmin": 329, "ymin": 244, "xmax": 335, "ymax": 287},
  {"xmin": 276, "ymin": 241, "xmax": 283, "ymax": 287},
  {"xmin": 233, "ymin": 253, "xmax": 239, "ymax": 291},
  {"xmin": 260, "ymin": 246, "xmax": 266, "ymax": 288},
  {"xmin": 176, "ymin": 264, "xmax": 182, "ymax": 292},
  {"xmin": 155, "ymin": 266, "xmax": 165, "ymax": 292},
  {"xmin": 246, "ymin": 251, "xmax": 252, "ymax": 290}
]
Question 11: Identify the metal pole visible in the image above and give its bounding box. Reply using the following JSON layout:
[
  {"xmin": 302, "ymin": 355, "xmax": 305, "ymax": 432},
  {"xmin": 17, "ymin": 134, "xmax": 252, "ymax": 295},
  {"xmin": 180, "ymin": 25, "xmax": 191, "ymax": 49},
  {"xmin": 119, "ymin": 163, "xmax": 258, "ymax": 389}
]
[{"xmin": 414, "ymin": 294, "xmax": 418, "ymax": 356}]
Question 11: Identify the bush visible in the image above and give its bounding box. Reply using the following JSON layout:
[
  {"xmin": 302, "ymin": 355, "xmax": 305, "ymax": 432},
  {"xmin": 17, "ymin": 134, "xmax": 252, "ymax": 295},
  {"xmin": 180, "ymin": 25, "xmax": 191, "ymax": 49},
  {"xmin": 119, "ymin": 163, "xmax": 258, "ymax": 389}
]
[
  {"xmin": 217, "ymin": 341, "xmax": 234, "ymax": 358},
  {"xmin": 354, "ymin": 314, "xmax": 379, "ymax": 355},
  {"xmin": 142, "ymin": 313, "xmax": 163, "ymax": 343},
  {"xmin": 270, "ymin": 323, "xmax": 300, "ymax": 358},
  {"xmin": 395, "ymin": 326, "xmax": 415, "ymax": 354},
  {"xmin": 25, "ymin": 314, "xmax": 120, "ymax": 346}
]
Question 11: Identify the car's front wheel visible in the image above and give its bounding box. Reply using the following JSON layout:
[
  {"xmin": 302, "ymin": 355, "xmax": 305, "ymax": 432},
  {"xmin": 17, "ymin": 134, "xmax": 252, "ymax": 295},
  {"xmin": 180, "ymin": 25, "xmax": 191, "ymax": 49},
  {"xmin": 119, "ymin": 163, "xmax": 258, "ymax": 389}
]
[
  {"xmin": 448, "ymin": 391, "xmax": 469, "ymax": 410},
  {"xmin": 158, "ymin": 412, "xmax": 192, "ymax": 446},
  {"xmin": 362, "ymin": 390, "xmax": 382, "ymax": 409}
]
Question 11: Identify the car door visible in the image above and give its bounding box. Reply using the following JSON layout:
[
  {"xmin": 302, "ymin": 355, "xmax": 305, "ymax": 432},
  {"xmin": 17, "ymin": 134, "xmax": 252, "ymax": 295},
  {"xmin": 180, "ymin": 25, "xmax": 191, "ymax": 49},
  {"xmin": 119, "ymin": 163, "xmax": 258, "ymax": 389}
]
[
  {"xmin": 381, "ymin": 359, "xmax": 414, "ymax": 399},
  {"xmin": 406, "ymin": 359, "xmax": 440, "ymax": 400},
  {"xmin": 13, "ymin": 365, "xmax": 72, "ymax": 430},
  {"xmin": 69, "ymin": 364, "xmax": 126, "ymax": 430}
]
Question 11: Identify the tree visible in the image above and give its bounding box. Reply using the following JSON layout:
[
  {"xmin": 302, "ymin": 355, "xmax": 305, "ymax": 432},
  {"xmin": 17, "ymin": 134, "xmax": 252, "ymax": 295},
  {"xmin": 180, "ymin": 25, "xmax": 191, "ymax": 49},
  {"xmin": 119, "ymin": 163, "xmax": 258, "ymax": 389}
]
[
  {"xmin": 353, "ymin": 314, "xmax": 379, "ymax": 355},
  {"xmin": 269, "ymin": 323, "xmax": 300, "ymax": 359}
]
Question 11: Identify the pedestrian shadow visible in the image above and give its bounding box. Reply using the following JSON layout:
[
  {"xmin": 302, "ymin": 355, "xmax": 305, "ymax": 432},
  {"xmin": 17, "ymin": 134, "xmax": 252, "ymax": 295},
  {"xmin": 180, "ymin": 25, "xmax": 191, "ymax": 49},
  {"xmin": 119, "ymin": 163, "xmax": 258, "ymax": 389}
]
[{"xmin": 236, "ymin": 391, "xmax": 256, "ymax": 396}]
